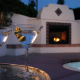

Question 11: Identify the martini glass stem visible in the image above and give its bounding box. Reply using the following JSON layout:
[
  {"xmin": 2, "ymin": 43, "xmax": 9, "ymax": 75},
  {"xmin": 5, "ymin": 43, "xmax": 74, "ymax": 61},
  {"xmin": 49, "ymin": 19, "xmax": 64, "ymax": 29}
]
[{"xmin": 25, "ymin": 49, "xmax": 29, "ymax": 72}]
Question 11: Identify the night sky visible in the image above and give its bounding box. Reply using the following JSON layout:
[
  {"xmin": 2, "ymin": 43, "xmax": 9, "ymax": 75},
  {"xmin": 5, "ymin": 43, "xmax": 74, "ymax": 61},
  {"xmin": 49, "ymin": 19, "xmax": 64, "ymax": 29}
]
[{"xmin": 21, "ymin": 0, "xmax": 80, "ymax": 11}]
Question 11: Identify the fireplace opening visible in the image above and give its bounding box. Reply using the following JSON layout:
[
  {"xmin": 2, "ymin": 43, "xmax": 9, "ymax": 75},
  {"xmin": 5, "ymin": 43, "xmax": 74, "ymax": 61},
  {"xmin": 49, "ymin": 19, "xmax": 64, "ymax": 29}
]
[{"xmin": 49, "ymin": 26, "xmax": 69, "ymax": 44}]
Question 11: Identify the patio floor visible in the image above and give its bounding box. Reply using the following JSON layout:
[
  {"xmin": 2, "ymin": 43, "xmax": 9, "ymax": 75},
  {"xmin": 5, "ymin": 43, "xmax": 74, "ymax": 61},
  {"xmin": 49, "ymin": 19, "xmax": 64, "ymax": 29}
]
[{"xmin": 0, "ymin": 53, "xmax": 80, "ymax": 80}]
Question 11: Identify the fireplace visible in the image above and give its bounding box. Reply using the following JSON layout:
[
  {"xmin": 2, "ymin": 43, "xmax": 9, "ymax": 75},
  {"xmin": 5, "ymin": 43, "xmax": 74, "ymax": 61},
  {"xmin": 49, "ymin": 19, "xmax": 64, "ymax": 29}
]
[
  {"xmin": 49, "ymin": 26, "xmax": 69, "ymax": 44},
  {"xmin": 46, "ymin": 22, "xmax": 71, "ymax": 44}
]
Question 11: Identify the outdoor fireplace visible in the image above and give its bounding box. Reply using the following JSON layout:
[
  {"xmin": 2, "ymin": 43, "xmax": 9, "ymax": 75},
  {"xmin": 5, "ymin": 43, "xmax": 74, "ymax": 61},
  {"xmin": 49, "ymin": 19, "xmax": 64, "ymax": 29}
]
[
  {"xmin": 46, "ymin": 22, "xmax": 71, "ymax": 44},
  {"xmin": 49, "ymin": 26, "xmax": 69, "ymax": 44}
]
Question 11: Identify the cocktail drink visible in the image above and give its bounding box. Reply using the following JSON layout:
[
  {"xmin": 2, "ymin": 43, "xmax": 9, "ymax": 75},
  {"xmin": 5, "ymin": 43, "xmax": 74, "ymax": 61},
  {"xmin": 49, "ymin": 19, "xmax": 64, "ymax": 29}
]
[
  {"xmin": 0, "ymin": 27, "xmax": 11, "ymax": 72},
  {"xmin": 13, "ymin": 24, "xmax": 43, "ymax": 77}
]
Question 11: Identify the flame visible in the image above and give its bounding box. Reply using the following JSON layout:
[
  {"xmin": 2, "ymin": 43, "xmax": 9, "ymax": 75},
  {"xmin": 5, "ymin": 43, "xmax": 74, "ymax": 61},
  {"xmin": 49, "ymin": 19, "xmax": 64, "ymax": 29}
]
[
  {"xmin": 31, "ymin": 31, "xmax": 38, "ymax": 43},
  {"xmin": 54, "ymin": 37, "xmax": 61, "ymax": 42},
  {"xmin": 3, "ymin": 36, "xmax": 8, "ymax": 42}
]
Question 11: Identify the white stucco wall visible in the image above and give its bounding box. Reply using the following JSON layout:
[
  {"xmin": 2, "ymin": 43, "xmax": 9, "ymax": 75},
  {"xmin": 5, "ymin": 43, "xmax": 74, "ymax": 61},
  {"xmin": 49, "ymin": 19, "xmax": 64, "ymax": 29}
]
[
  {"xmin": 71, "ymin": 22, "xmax": 80, "ymax": 44},
  {"xmin": 37, "ymin": 4, "xmax": 74, "ymax": 21},
  {"xmin": 29, "ymin": 47, "xmax": 80, "ymax": 53},
  {"xmin": 76, "ymin": 20, "xmax": 80, "ymax": 23},
  {"xmin": 11, "ymin": 13, "xmax": 30, "ymax": 25}
]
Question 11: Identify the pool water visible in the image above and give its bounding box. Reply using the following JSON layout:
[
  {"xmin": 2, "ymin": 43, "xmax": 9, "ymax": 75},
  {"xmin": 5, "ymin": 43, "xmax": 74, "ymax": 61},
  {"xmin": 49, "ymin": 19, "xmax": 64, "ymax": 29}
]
[{"xmin": 63, "ymin": 62, "xmax": 80, "ymax": 72}]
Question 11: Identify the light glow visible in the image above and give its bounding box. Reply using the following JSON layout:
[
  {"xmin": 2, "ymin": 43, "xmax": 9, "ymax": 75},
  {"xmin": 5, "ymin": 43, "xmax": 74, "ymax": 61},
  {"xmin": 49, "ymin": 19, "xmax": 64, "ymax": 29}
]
[
  {"xmin": 54, "ymin": 37, "xmax": 61, "ymax": 42},
  {"xmin": 31, "ymin": 31, "xmax": 38, "ymax": 43},
  {"xmin": 3, "ymin": 36, "xmax": 8, "ymax": 42}
]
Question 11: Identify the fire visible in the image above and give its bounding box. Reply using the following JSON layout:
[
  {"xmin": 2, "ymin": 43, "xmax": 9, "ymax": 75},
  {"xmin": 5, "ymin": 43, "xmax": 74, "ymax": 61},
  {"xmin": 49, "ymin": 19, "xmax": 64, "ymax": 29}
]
[{"xmin": 53, "ymin": 37, "xmax": 61, "ymax": 42}]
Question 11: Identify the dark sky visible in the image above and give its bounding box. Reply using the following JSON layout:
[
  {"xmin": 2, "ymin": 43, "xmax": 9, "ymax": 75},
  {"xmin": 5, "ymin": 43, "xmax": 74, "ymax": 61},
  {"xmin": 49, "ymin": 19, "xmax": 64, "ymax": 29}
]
[{"xmin": 21, "ymin": 0, "xmax": 80, "ymax": 11}]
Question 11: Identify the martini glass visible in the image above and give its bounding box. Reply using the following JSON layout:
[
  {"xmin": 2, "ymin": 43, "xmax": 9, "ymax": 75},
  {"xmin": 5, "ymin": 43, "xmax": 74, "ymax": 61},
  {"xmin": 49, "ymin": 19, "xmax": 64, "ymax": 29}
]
[
  {"xmin": 13, "ymin": 24, "xmax": 43, "ymax": 78},
  {"xmin": 0, "ymin": 27, "xmax": 11, "ymax": 72}
]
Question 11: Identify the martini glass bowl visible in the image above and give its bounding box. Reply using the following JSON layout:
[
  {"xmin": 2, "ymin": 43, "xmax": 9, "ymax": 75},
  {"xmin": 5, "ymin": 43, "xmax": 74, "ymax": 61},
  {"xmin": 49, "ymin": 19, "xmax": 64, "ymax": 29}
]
[
  {"xmin": 13, "ymin": 24, "xmax": 43, "ymax": 78},
  {"xmin": 0, "ymin": 26, "xmax": 11, "ymax": 72}
]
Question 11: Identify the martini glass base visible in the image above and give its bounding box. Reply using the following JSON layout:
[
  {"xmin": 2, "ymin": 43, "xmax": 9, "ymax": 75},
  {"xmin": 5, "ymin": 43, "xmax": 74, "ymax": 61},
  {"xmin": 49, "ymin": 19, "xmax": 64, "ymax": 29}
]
[{"xmin": 17, "ymin": 70, "xmax": 36, "ymax": 78}]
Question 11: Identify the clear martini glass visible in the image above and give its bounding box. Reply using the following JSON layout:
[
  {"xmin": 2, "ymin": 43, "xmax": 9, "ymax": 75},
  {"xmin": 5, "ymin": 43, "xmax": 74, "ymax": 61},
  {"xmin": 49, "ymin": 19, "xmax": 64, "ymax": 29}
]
[
  {"xmin": 13, "ymin": 24, "xmax": 43, "ymax": 77},
  {"xmin": 0, "ymin": 26, "xmax": 11, "ymax": 72}
]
